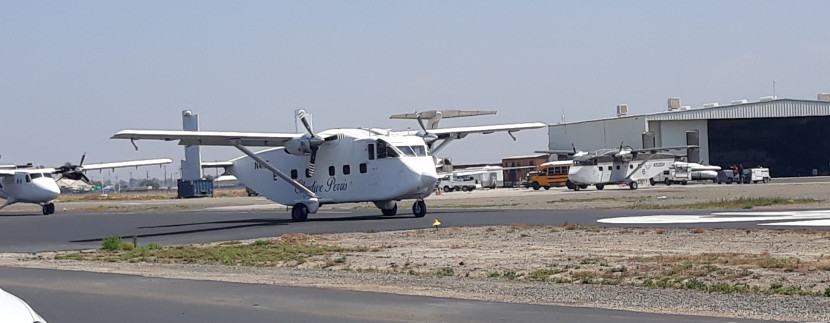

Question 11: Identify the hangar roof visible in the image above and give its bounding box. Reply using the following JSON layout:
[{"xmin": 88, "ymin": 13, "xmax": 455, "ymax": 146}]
[
  {"xmin": 553, "ymin": 99, "xmax": 830, "ymax": 126},
  {"xmin": 645, "ymin": 99, "xmax": 830, "ymax": 121}
]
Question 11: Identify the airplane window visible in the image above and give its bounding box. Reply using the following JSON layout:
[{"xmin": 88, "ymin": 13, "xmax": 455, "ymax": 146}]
[
  {"xmin": 616, "ymin": 165, "xmax": 621, "ymax": 170},
  {"xmin": 630, "ymin": 164, "xmax": 634, "ymax": 169},
  {"xmin": 376, "ymin": 140, "xmax": 399, "ymax": 158},
  {"xmin": 359, "ymin": 163, "xmax": 367, "ymax": 173},
  {"xmin": 30, "ymin": 173, "xmax": 42, "ymax": 179},
  {"xmin": 305, "ymin": 168, "xmax": 313, "ymax": 178},
  {"xmin": 25, "ymin": 175, "xmax": 31, "ymax": 182},
  {"xmin": 328, "ymin": 166, "xmax": 335, "ymax": 176},
  {"xmin": 368, "ymin": 144, "xmax": 375, "ymax": 160},
  {"xmin": 412, "ymin": 145, "xmax": 427, "ymax": 156},
  {"xmin": 343, "ymin": 165, "xmax": 350, "ymax": 175},
  {"xmin": 598, "ymin": 166, "xmax": 603, "ymax": 171},
  {"xmin": 291, "ymin": 169, "xmax": 298, "ymax": 179},
  {"xmin": 43, "ymin": 173, "xmax": 53, "ymax": 178},
  {"xmin": 396, "ymin": 146, "xmax": 416, "ymax": 157}
]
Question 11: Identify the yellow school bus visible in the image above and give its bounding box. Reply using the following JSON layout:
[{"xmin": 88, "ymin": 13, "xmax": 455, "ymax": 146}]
[{"xmin": 529, "ymin": 160, "xmax": 572, "ymax": 190}]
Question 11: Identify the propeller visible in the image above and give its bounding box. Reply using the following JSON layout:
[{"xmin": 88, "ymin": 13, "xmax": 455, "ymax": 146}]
[
  {"xmin": 55, "ymin": 152, "xmax": 91, "ymax": 182},
  {"xmin": 296, "ymin": 110, "xmax": 337, "ymax": 177},
  {"xmin": 414, "ymin": 113, "xmax": 439, "ymax": 148}
]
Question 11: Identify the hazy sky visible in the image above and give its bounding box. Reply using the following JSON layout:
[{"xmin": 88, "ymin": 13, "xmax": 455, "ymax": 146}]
[{"xmin": 2, "ymin": 1, "xmax": 829, "ymax": 180}]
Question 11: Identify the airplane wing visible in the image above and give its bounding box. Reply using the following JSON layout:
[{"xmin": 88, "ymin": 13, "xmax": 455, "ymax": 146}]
[
  {"xmin": 0, "ymin": 169, "xmax": 15, "ymax": 176},
  {"xmin": 80, "ymin": 158, "xmax": 173, "ymax": 171},
  {"xmin": 409, "ymin": 122, "xmax": 547, "ymax": 139},
  {"xmin": 631, "ymin": 145, "xmax": 698, "ymax": 153},
  {"xmin": 201, "ymin": 161, "xmax": 234, "ymax": 168},
  {"xmin": 111, "ymin": 130, "xmax": 304, "ymax": 147}
]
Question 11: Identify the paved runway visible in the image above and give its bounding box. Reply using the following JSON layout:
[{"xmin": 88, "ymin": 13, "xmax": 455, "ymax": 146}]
[
  {"xmin": 0, "ymin": 267, "xmax": 772, "ymax": 323},
  {"xmin": 3, "ymin": 207, "xmax": 830, "ymax": 252}
]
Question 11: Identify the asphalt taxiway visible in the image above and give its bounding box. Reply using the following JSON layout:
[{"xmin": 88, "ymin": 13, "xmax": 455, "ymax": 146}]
[
  {"xmin": 1, "ymin": 267, "xmax": 774, "ymax": 323},
  {"xmin": 2, "ymin": 206, "xmax": 830, "ymax": 253}
]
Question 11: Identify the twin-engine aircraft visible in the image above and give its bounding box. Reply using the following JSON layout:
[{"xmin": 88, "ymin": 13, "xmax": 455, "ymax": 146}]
[
  {"xmin": 112, "ymin": 110, "xmax": 544, "ymax": 221},
  {"xmin": 0, "ymin": 154, "xmax": 172, "ymax": 214},
  {"xmin": 539, "ymin": 144, "xmax": 695, "ymax": 191}
]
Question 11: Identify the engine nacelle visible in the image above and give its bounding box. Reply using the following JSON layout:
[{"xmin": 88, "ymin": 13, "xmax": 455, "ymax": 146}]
[{"xmin": 284, "ymin": 135, "xmax": 315, "ymax": 156}]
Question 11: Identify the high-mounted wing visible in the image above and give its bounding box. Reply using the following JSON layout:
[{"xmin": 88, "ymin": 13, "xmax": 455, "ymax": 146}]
[
  {"xmin": 111, "ymin": 130, "xmax": 303, "ymax": 147},
  {"xmin": 0, "ymin": 169, "xmax": 15, "ymax": 176},
  {"xmin": 426, "ymin": 122, "xmax": 547, "ymax": 140},
  {"xmin": 81, "ymin": 158, "xmax": 173, "ymax": 171},
  {"xmin": 630, "ymin": 145, "xmax": 698, "ymax": 153}
]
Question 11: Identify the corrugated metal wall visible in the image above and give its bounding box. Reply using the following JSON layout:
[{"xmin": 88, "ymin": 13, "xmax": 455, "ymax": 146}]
[{"xmin": 645, "ymin": 99, "xmax": 830, "ymax": 121}]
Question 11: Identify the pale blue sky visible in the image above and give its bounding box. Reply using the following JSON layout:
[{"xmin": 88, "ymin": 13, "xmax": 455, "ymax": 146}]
[{"xmin": 2, "ymin": 1, "xmax": 828, "ymax": 179}]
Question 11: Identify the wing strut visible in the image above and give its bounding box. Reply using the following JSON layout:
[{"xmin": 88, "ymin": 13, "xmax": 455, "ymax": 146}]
[{"xmin": 232, "ymin": 143, "xmax": 319, "ymax": 200}]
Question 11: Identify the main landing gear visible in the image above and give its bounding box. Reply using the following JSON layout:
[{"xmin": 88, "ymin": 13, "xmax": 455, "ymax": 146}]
[
  {"xmin": 291, "ymin": 203, "xmax": 308, "ymax": 222},
  {"xmin": 41, "ymin": 203, "xmax": 55, "ymax": 215},
  {"xmin": 381, "ymin": 203, "xmax": 398, "ymax": 216}
]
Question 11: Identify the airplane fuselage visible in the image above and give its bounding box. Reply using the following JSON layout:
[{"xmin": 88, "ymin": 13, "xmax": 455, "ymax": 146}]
[
  {"xmin": 569, "ymin": 154, "xmax": 676, "ymax": 186},
  {"xmin": 227, "ymin": 128, "xmax": 438, "ymax": 207},
  {"xmin": 0, "ymin": 170, "xmax": 60, "ymax": 205}
]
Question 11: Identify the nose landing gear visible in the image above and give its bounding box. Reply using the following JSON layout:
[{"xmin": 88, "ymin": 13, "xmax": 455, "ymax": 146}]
[{"xmin": 412, "ymin": 200, "xmax": 427, "ymax": 217}]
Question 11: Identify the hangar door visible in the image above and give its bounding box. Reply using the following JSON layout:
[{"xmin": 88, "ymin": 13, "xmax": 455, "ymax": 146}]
[{"xmin": 708, "ymin": 116, "xmax": 830, "ymax": 177}]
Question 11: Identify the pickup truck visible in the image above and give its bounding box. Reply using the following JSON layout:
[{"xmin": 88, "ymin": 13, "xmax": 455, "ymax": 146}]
[{"xmin": 438, "ymin": 175, "xmax": 482, "ymax": 192}]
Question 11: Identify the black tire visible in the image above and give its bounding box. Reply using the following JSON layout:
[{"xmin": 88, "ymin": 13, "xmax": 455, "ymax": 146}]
[
  {"xmin": 595, "ymin": 184, "xmax": 604, "ymax": 190},
  {"xmin": 454, "ymin": 186, "xmax": 462, "ymax": 192},
  {"xmin": 726, "ymin": 178, "xmax": 732, "ymax": 184},
  {"xmin": 664, "ymin": 178, "xmax": 671, "ymax": 186},
  {"xmin": 467, "ymin": 186, "xmax": 476, "ymax": 192},
  {"xmin": 566, "ymin": 180, "xmax": 575, "ymax": 190},
  {"xmin": 531, "ymin": 182, "xmax": 541, "ymax": 190},
  {"xmin": 412, "ymin": 200, "xmax": 427, "ymax": 217},
  {"xmin": 573, "ymin": 185, "xmax": 580, "ymax": 191},
  {"xmin": 579, "ymin": 185, "xmax": 588, "ymax": 189},
  {"xmin": 460, "ymin": 186, "xmax": 468, "ymax": 192},
  {"xmin": 681, "ymin": 181, "xmax": 687, "ymax": 185},
  {"xmin": 629, "ymin": 181, "xmax": 638, "ymax": 190},
  {"xmin": 649, "ymin": 178, "xmax": 656, "ymax": 186},
  {"xmin": 763, "ymin": 177, "xmax": 770, "ymax": 183},
  {"xmin": 291, "ymin": 203, "xmax": 309, "ymax": 222},
  {"xmin": 543, "ymin": 186, "xmax": 550, "ymax": 190},
  {"xmin": 443, "ymin": 186, "xmax": 452, "ymax": 192},
  {"xmin": 381, "ymin": 203, "xmax": 397, "ymax": 216},
  {"xmin": 47, "ymin": 203, "xmax": 55, "ymax": 215}
]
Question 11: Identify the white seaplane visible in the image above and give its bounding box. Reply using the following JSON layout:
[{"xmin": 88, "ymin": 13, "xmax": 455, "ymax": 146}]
[
  {"xmin": 112, "ymin": 110, "xmax": 544, "ymax": 221},
  {"xmin": 0, "ymin": 154, "xmax": 171, "ymax": 214}
]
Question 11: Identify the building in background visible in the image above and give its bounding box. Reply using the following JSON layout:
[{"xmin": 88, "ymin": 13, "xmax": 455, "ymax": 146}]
[{"xmin": 547, "ymin": 94, "xmax": 830, "ymax": 177}]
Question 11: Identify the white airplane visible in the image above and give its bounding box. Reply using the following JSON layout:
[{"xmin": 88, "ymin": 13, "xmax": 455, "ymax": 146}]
[
  {"xmin": 0, "ymin": 154, "xmax": 172, "ymax": 214},
  {"xmin": 112, "ymin": 110, "xmax": 544, "ymax": 221},
  {"xmin": 564, "ymin": 144, "xmax": 694, "ymax": 191}
]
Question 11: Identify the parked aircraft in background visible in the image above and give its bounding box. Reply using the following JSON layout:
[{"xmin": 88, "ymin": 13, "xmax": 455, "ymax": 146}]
[
  {"xmin": 565, "ymin": 144, "xmax": 695, "ymax": 190},
  {"xmin": 113, "ymin": 110, "xmax": 545, "ymax": 221},
  {"xmin": 0, "ymin": 154, "xmax": 172, "ymax": 214}
]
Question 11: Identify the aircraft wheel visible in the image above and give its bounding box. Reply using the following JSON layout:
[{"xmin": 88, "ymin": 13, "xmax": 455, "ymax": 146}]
[
  {"xmin": 381, "ymin": 203, "xmax": 397, "ymax": 216},
  {"xmin": 531, "ymin": 182, "xmax": 541, "ymax": 190},
  {"xmin": 543, "ymin": 186, "xmax": 550, "ymax": 190},
  {"xmin": 46, "ymin": 203, "xmax": 55, "ymax": 215},
  {"xmin": 595, "ymin": 184, "xmax": 604, "ymax": 190},
  {"xmin": 565, "ymin": 180, "xmax": 575, "ymax": 190},
  {"xmin": 573, "ymin": 185, "xmax": 580, "ymax": 191},
  {"xmin": 664, "ymin": 178, "xmax": 672, "ymax": 186},
  {"xmin": 412, "ymin": 200, "xmax": 427, "ymax": 217},
  {"xmin": 629, "ymin": 181, "xmax": 638, "ymax": 190},
  {"xmin": 649, "ymin": 178, "xmax": 655, "ymax": 186},
  {"xmin": 291, "ymin": 203, "xmax": 309, "ymax": 222}
]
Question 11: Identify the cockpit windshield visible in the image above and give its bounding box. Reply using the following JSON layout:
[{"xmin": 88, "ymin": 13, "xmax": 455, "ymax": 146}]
[
  {"xmin": 376, "ymin": 139, "xmax": 400, "ymax": 158},
  {"xmin": 395, "ymin": 145, "xmax": 428, "ymax": 157}
]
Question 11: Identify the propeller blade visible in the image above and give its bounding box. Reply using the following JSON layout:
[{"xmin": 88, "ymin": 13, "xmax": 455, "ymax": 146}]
[
  {"xmin": 306, "ymin": 146, "xmax": 318, "ymax": 177},
  {"xmin": 79, "ymin": 152, "xmax": 86, "ymax": 166},
  {"xmin": 297, "ymin": 110, "xmax": 315, "ymax": 136},
  {"xmin": 81, "ymin": 173, "xmax": 91, "ymax": 183}
]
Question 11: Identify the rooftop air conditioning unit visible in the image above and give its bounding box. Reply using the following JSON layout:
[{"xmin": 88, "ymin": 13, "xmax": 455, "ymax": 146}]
[
  {"xmin": 679, "ymin": 106, "xmax": 691, "ymax": 110},
  {"xmin": 667, "ymin": 97, "xmax": 681, "ymax": 111},
  {"xmin": 616, "ymin": 104, "xmax": 628, "ymax": 117},
  {"xmin": 702, "ymin": 102, "xmax": 720, "ymax": 108},
  {"xmin": 818, "ymin": 93, "xmax": 830, "ymax": 102},
  {"xmin": 730, "ymin": 99, "xmax": 749, "ymax": 105},
  {"xmin": 760, "ymin": 96, "xmax": 777, "ymax": 102}
]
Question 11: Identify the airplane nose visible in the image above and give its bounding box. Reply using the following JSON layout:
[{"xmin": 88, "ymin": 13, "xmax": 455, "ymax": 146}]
[
  {"xmin": 421, "ymin": 172, "xmax": 438, "ymax": 188},
  {"xmin": 36, "ymin": 180, "xmax": 61, "ymax": 200}
]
